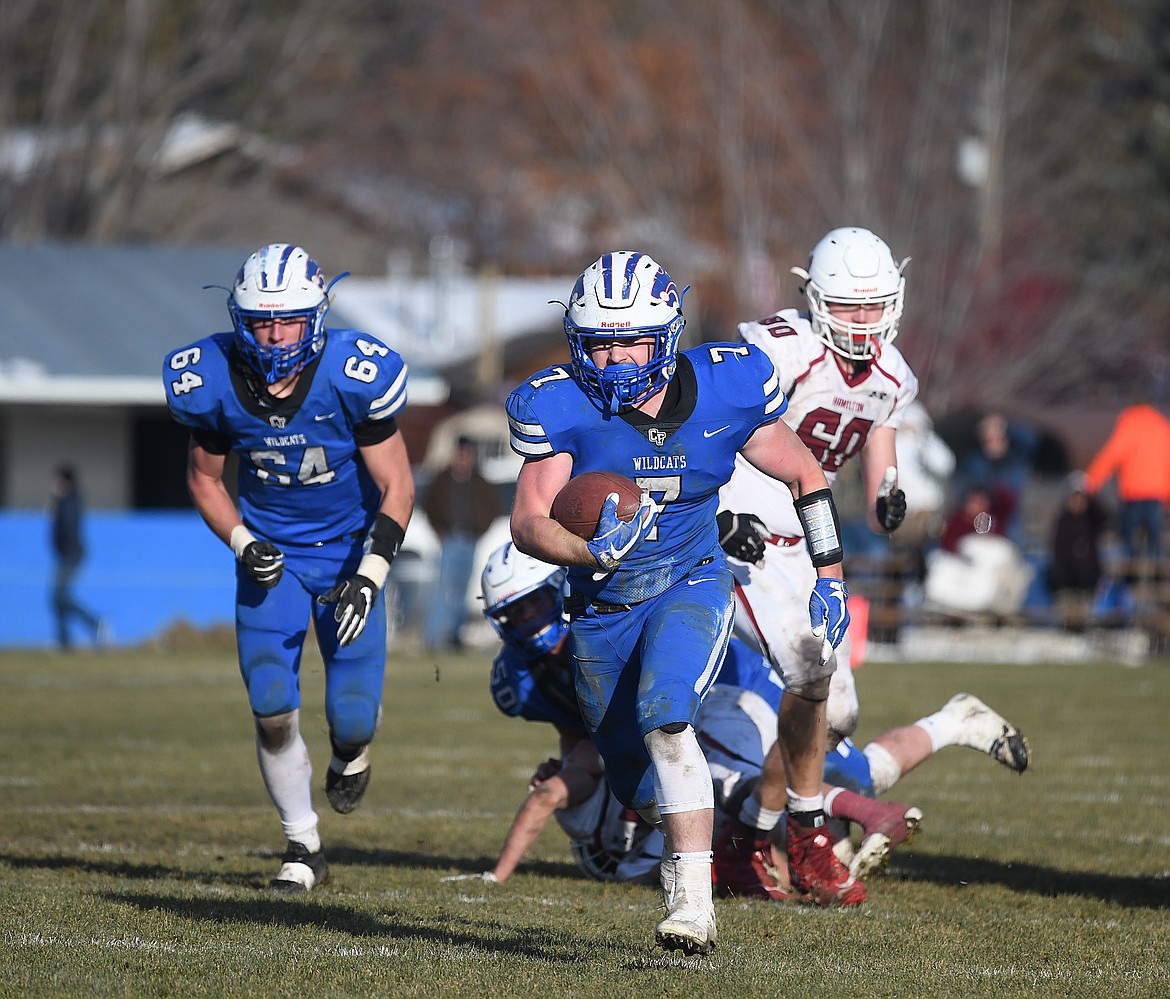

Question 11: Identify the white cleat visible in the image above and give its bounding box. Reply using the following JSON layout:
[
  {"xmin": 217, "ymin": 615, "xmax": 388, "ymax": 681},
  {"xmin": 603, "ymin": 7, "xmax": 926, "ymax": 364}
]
[
  {"xmin": 849, "ymin": 833, "xmax": 891, "ymax": 880},
  {"xmin": 942, "ymin": 693, "xmax": 1030, "ymax": 773},
  {"xmin": 655, "ymin": 856, "xmax": 716, "ymax": 956}
]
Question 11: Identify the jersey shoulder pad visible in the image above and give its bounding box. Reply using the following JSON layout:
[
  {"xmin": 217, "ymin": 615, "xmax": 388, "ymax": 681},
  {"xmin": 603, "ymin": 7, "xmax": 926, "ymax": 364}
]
[
  {"xmin": 323, "ymin": 328, "xmax": 409, "ymax": 424},
  {"xmin": 162, "ymin": 332, "xmax": 233, "ymax": 425},
  {"xmin": 686, "ymin": 342, "xmax": 786, "ymax": 419},
  {"xmin": 506, "ymin": 365, "xmax": 575, "ymax": 458}
]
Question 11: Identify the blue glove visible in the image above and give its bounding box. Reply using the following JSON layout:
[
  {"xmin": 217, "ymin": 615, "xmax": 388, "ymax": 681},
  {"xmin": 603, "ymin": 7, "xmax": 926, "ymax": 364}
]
[
  {"xmin": 809, "ymin": 578, "xmax": 850, "ymax": 665},
  {"xmin": 587, "ymin": 491, "xmax": 659, "ymax": 572}
]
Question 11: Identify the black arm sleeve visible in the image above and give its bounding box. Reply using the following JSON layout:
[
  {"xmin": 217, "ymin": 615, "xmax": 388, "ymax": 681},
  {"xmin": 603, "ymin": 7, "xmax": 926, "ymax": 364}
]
[
  {"xmin": 191, "ymin": 427, "xmax": 232, "ymax": 455},
  {"xmin": 353, "ymin": 416, "xmax": 399, "ymax": 447}
]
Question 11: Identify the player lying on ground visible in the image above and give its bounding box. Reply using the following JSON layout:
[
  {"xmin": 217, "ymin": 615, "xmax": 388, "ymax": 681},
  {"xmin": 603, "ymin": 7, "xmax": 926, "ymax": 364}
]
[{"xmin": 460, "ymin": 544, "xmax": 1027, "ymax": 893}]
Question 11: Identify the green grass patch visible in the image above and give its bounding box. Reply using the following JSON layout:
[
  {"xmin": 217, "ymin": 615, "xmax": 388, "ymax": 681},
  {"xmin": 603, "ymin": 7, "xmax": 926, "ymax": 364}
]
[{"xmin": 1, "ymin": 644, "xmax": 1167, "ymax": 997}]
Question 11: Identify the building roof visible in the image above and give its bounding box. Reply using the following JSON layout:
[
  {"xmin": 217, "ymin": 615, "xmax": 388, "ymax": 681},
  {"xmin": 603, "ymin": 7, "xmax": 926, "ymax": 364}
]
[{"xmin": 0, "ymin": 243, "xmax": 572, "ymax": 406}]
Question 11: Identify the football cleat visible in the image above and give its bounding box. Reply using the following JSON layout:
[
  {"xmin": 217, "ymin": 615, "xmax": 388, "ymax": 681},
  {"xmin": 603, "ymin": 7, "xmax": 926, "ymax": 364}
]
[
  {"xmin": 270, "ymin": 841, "xmax": 329, "ymax": 893},
  {"xmin": 713, "ymin": 815, "xmax": 794, "ymax": 901},
  {"xmin": 326, "ymin": 746, "xmax": 371, "ymax": 814},
  {"xmin": 849, "ymin": 802, "xmax": 924, "ymax": 880},
  {"xmin": 655, "ymin": 856, "xmax": 717, "ymax": 955},
  {"xmin": 943, "ymin": 693, "xmax": 1030, "ymax": 773},
  {"xmin": 787, "ymin": 819, "xmax": 866, "ymax": 906}
]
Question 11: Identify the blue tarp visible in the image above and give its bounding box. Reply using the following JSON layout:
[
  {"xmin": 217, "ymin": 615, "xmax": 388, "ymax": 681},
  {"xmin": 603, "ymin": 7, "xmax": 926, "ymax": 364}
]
[{"xmin": 0, "ymin": 511, "xmax": 235, "ymax": 648}]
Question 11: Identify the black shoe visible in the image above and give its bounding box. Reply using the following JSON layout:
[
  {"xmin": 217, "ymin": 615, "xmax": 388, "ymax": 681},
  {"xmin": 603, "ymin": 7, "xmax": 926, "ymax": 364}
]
[
  {"xmin": 326, "ymin": 764, "xmax": 371, "ymax": 814},
  {"xmin": 270, "ymin": 841, "xmax": 328, "ymax": 892}
]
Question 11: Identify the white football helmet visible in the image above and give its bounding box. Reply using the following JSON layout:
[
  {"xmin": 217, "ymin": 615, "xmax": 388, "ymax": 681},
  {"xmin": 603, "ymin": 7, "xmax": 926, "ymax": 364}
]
[
  {"xmin": 564, "ymin": 250, "xmax": 687, "ymax": 413},
  {"xmin": 480, "ymin": 542, "xmax": 568, "ymax": 656},
  {"xmin": 227, "ymin": 243, "xmax": 343, "ymax": 382},
  {"xmin": 791, "ymin": 227, "xmax": 909, "ymax": 361}
]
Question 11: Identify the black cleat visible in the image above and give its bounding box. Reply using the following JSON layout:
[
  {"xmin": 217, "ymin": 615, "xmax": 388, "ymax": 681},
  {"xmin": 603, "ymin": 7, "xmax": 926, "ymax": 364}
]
[{"xmin": 270, "ymin": 841, "xmax": 328, "ymax": 892}]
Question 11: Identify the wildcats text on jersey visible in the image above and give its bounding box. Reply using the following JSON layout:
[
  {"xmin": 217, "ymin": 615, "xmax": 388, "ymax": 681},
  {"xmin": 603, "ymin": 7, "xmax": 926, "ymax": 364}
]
[{"xmin": 632, "ymin": 454, "xmax": 687, "ymax": 472}]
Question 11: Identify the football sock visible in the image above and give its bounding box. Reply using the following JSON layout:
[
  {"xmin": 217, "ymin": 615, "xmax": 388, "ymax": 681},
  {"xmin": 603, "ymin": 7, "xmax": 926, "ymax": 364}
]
[
  {"xmin": 823, "ymin": 787, "xmax": 885, "ymax": 829},
  {"xmin": 738, "ymin": 791, "xmax": 783, "ymax": 833},
  {"xmin": 914, "ymin": 708, "xmax": 963, "ymax": 752},
  {"xmin": 256, "ymin": 729, "xmax": 316, "ymax": 843},
  {"xmin": 787, "ymin": 788, "xmax": 826, "ymax": 828},
  {"xmin": 861, "ymin": 742, "xmax": 902, "ymax": 796}
]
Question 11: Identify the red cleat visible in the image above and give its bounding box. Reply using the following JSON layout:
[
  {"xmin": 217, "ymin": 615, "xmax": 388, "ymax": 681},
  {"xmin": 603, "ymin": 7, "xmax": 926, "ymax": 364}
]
[
  {"xmin": 713, "ymin": 815, "xmax": 794, "ymax": 901},
  {"xmin": 787, "ymin": 819, "xmax": 866, "ymax": 906}
]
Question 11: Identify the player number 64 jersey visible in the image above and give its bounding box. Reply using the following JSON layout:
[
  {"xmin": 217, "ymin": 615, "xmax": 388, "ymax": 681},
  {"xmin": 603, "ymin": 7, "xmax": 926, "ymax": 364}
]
[{"xmin": 163, "ymin": 329, "xmax": 408, "ymax": 547}]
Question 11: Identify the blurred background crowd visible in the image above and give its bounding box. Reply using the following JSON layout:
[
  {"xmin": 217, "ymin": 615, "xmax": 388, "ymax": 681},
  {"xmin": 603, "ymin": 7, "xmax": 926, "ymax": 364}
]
[{"xmin": 2, "ymin": 1, "xmax": 1170, "ymax": 653}]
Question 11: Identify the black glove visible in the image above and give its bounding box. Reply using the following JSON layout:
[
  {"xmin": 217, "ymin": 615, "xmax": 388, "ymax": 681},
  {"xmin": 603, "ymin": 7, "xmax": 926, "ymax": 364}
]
[
  {"xmin": 717, "ymin": 510, "xmax": 768, "ymax": 565},
  {"xmin": 240, "ymin": 540, "xmax": 284, "ymax": 589},
  {"xmin": 317, "ymin": 574, "xmax": 377, "ymax": 646},
  {"xmin": 876, "ymin": 488, "xmax": 907, "ymax": 531}
]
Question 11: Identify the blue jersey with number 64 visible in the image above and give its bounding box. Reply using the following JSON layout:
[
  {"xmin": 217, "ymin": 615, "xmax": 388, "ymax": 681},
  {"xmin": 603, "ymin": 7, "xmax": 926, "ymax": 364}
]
[{"xmin": 163, "ymin": 329, "xmax": 408, "ymax": 546}]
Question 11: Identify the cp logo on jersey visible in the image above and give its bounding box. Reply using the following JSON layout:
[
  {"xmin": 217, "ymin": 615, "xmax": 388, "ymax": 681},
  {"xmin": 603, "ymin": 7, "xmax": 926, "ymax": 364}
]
[
  {"xmin": 647, "ymin": 428, "xmax": 668, "ymax": 446},
  {"xmin": 269, "ymin": 415, "xmax": 288, "ymax": 429}
]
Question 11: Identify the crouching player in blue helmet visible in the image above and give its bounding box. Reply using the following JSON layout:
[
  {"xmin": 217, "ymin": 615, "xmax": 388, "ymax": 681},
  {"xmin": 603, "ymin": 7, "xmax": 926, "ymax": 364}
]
[
  {"xmin": 163, "ymin": 243, "xmax": 414, "ymax": 892},
  {"xmin": 507, "ymin": 249, "xmax": 852, "ymax": 955},
  {"xmin": 471, "ymin": 542, "xmax": 665, "ymax": 886}
]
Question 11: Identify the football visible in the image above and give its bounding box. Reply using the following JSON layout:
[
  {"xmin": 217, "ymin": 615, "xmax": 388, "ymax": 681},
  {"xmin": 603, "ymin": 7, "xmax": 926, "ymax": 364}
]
[{"xmin": 552, "ymin": 471, "xmax": 644, "ymax": 540}]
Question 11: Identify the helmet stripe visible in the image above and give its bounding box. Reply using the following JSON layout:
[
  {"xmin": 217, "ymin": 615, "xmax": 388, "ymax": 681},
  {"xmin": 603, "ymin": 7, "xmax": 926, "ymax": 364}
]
[{"xmin": 622, "ymin": 252, "xmax": 642, "ymax": 300}]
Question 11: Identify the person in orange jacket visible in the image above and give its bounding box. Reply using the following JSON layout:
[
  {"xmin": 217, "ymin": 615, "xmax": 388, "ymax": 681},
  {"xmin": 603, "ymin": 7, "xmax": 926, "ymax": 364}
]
[{"xmin": 1085, "ymin": 395, "xmax": 1170, "ymax": 558}]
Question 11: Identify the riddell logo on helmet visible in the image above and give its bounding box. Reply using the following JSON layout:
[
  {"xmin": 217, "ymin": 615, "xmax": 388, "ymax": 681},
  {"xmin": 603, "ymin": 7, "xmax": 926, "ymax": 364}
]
[
  {"xmin": 600, "ymin": 321, "xmax": 633, "ymax": 328},
  {"xmin": 853, "ymin": 285, "xmax": 880, "ymax": 294}
]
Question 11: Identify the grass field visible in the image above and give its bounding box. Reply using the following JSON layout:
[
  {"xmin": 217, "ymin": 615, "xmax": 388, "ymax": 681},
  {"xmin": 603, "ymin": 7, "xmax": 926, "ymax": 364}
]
[{"xmin": 1, "ymin": 638, "xmax": 1167, "ymax": 998}]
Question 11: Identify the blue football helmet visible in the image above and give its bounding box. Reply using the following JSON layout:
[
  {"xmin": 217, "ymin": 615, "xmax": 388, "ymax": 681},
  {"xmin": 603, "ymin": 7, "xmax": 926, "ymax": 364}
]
[
  {"xmin": 480, "ymin": 542, "xmax": 568, "ymax": 657},
  {"xmin": 227, "ymin": 243, "xmax": 342, "ymax": 383},
  {"xmin": 564, "ymin": 251, "xmax": 687, "ymax": 413}
]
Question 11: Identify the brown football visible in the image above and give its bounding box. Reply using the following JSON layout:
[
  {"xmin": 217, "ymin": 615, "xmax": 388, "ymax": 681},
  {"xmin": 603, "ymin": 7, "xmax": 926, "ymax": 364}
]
[{"xmin": 552, "ymin": 471, "xmax": 644, "ymax": 540}]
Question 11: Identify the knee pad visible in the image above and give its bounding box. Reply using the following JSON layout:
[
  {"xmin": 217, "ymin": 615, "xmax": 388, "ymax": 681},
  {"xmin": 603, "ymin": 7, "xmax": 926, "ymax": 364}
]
[
  {"xmin": 326, "ymin": 691, "xmax": 380, "ymax": 749},
  {"xmin": 245, "ymin": 661, "xmax": 298, "ymax": 718},
  {"xmin": 826, "ymin": 696, "xmax": 859, "ymax": 747}
]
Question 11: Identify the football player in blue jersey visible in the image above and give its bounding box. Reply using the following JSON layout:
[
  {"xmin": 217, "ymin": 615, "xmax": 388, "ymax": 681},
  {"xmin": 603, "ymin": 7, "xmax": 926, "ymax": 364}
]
[
  {"xmin": 163, "ymin": 244, "xmax": 414, "ymax": 893},
  {"xmin": 505, "ymin": 250, "xmax": 850, "ymax": 955},
  {"xmin": 465, "ymin": 544, "xmax": 1028, "ymax": 896}
]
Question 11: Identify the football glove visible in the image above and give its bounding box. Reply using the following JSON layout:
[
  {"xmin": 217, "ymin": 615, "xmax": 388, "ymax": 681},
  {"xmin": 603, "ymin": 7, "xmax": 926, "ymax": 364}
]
[
  {"xmin": 587, "ymin": 491, "xmax": 659, "ymax": 573},
  {"xmin": 809, "ymin": 577, "xmax": 850, "ymax": 665},
  {"xmin": 318, "ymin": 573, "xmax": 378, "ymax": 647},
  {"xmin": 716, "ymin": 509, "xmax": 768, "ymax": 565},
  {"xmin": 229, "ymin": 526, "xmax": 284, "ymax": 589},
  {"xmin": 875, "ymin": 465, "xmax": 906, "ymax": 531}
]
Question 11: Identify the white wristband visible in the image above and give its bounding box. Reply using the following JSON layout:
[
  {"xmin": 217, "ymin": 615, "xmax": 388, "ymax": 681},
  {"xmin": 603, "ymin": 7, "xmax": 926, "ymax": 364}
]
[
  {"xmin": 356, "ymin": 552, "xmax": 391, "ymax": 590},
  {"xmin": 229, "ymin": 524, "xmax": 257, "ymax": 559}
]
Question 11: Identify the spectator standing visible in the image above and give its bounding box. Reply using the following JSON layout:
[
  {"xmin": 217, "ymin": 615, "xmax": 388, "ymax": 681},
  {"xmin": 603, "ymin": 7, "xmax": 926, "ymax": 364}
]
[
  {"xmin": 423, "ymin": 436, "xmax": 499, "ymax": 651},
  {"xmin": 49, "ymin": 465, "xmax": 106, "ymax": 650},
  {"xmin": 954, "ymin": 412, "xmax": 1039, "ymax": 545},
  {"xmin": 1085, "ymin": 396, "xmax": 1170, "ymax": 560},
  {"xmin": 1046, "ymin": 472, "xmax": 1108, "ymax": 632}
]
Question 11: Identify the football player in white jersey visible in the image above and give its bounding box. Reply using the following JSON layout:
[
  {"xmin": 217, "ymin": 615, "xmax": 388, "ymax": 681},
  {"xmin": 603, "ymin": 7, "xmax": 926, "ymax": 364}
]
[{"xmin": 713, "ymin": 227, "xmax": 919, "ymax": 901}]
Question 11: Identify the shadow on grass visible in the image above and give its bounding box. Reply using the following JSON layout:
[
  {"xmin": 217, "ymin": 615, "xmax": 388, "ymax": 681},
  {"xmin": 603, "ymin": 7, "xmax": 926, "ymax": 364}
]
[
  {"xmin": 1, "ymin": 852, "xmax": 256, "ymax": 888},
  {"xmin": 99, "ymin": 890, "xmax": 615, "ymax": 962},
  {"xmin": 2, "ymin": 845, "xmax": 589, "ymax": 888},
  {"xmin": 890, "ymin": 852, "xmax": 1170, "ymax": 909},
  {"xmin": 327, "ymin": 844, "xmax": 585, "ymax": 882}
]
